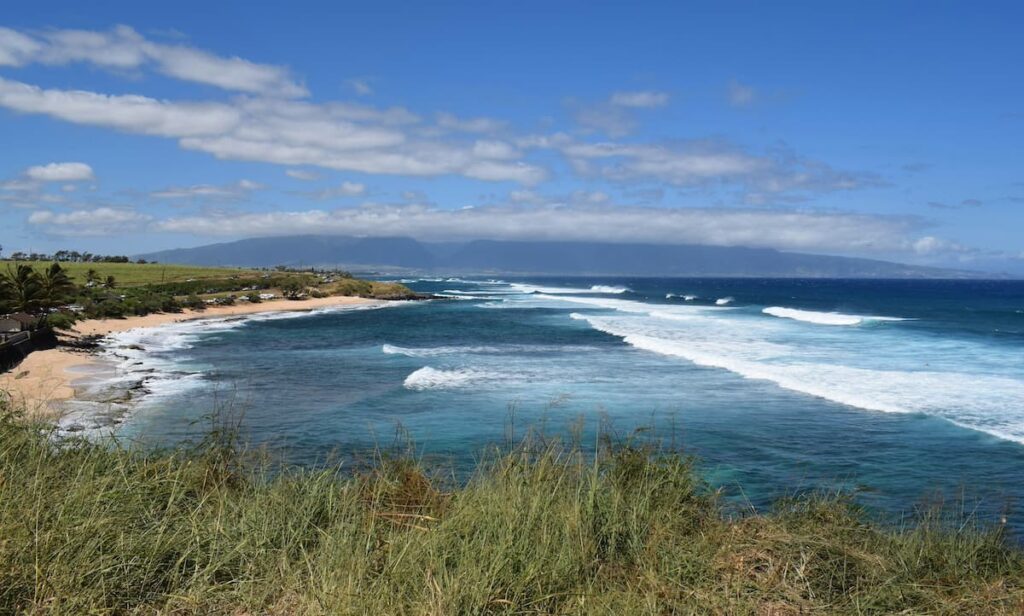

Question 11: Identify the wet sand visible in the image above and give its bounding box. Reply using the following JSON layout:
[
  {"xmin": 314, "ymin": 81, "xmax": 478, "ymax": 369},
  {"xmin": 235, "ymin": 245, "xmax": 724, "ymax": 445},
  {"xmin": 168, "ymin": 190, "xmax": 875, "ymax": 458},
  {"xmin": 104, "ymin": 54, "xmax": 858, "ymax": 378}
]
[{"xmin": 0, "ymin": 295, "xmax": 379, "ymax": 420}]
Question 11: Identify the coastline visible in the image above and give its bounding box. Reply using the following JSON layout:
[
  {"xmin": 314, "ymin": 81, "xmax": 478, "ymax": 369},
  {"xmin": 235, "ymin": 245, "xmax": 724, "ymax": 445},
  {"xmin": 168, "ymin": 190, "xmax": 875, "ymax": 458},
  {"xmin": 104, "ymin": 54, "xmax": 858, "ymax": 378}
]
[{"xmin": 0, "ymin": 295, "xmax": 381, "ymax": 420}]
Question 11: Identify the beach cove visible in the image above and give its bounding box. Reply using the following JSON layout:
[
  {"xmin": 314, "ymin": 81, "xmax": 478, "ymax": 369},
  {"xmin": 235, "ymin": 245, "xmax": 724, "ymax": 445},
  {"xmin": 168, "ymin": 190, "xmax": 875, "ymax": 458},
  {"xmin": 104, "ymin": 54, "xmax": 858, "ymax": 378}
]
[{"xmin": 0, "ymin": 295, "xmax": 381, "ymax": 420}]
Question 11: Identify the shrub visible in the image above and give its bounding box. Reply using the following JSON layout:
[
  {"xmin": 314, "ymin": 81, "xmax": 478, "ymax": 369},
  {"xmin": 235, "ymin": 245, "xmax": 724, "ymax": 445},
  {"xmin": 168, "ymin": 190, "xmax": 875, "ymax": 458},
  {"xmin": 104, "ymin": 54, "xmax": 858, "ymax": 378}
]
[{"xmin": 44, "ymin": 311, "xmax": 77, "ymax": 330}]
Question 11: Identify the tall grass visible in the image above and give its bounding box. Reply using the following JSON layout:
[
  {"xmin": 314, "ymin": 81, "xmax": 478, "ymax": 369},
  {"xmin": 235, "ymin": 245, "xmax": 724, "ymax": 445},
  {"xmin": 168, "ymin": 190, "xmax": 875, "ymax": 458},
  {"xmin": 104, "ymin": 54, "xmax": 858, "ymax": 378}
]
[{"xmin": 1, "ymin": 406, "xmax": 1021, "ymax": 614}]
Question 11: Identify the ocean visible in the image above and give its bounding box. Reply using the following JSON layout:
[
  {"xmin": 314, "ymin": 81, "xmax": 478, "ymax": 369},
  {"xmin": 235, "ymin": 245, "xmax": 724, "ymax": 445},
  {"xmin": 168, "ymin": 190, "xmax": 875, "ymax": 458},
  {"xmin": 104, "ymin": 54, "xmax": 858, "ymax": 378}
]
[{"xmin": 63, "ymin": 277, "xmax": 1024, "ymax": 531}]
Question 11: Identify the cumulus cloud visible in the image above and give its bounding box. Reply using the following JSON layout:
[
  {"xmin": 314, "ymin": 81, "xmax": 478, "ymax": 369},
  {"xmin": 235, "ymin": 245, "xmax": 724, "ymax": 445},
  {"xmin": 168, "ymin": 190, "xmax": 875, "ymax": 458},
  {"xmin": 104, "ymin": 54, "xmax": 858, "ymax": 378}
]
[
  {"xmin": 436, "ymin": 112, "xmax": 506, "ymax": 134},
  {"xmin": 610, "ymin": 90, "xmax": 670, "ymax": 108},
  {"xmin": 570, "ymin": 103, "xmax": 635, "ymax": 138},
  {"xmin": 0, "ymin": 178, "xmax": 39, "ymax": 192},
  {"xmin": 912, "ymin": 235, "xmax": 973, "ymax": 256},
  {"xmin": 0, "ymin": 27, "xmax": 877, "ymax": 198},
  {"xmin": 0, "ymin": 27, "xmax": 41, "ymax": 66},
  {"xmin": 0, "ymin": 77, "xmax": 241, "ymax": 137},
  {"xmin": 149, "ymin": 179, "xmax": 264, "ymax": 200},
  {"xmin": 285, "ymin": 169, "xmax": 320, "ymax": 181},
  {"xmin": 297, "ymin": 181, "xmax": 367, "ymax": 200},
  {"xmin": 727, "ymin": 79, "xmax": 756, "ymax": 107},
  {"xmin": 0, "ymin": 77, "xmax": 546, "ymax": 184},
  {"xmin": 24, "ymin": 162, "xmax": 94, "ymax": 182},
  {"xmin": 28, "ymin": 206, "xmax": 151, "ymax": 236},
  {"xmin": 1, "ymin": 25, "xmax": 306, "ymax": 97},
  {"xmin": 556, "ymin": 138, "xmax": 880, "ymax": 198},
  {"xmin": 152, "ymin": 202, "xmax": 924, "ymax": 255},
  {"xmin": 571, "ymin": 91, "xmax": 670, "ymax": 137},
  {"xmin": 347, "ymin": 79, "xmax": 373, "ymax": 96}
]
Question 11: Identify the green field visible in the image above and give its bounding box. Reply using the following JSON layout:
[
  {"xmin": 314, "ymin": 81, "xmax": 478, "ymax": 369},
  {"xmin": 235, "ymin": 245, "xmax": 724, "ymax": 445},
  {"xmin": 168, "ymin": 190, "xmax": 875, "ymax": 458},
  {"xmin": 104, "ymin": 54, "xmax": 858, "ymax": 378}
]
[{"xmin": 4, "ymin": 260, "xmax": 256, "ymax": 287}]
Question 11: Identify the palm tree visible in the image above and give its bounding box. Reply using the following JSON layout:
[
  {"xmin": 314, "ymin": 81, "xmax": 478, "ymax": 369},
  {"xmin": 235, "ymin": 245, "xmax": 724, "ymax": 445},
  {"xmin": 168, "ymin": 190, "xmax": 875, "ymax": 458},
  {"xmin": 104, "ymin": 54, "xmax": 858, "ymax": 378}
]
[
  {"xmin": 38, "ymin": 263, "xmax": 78, "ymax": 310},
  {"xmin": 0, "ymin": 264, "xmax": 44, "ymax": 314},
  {"xmin": 85, "ymin": 268, "xmax": 101, "ymax": 287},
  {"xmin": 102, "ymin": 275, "xmax": 117, "ymax": 290}
]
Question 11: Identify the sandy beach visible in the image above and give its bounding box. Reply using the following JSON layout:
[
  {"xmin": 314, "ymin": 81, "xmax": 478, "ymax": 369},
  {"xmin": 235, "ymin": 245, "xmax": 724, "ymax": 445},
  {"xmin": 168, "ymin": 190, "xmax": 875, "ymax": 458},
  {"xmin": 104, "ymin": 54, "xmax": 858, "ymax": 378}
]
[{"xmin": 0, "ymin": 295, "xmax": 379, "ymax": 420}]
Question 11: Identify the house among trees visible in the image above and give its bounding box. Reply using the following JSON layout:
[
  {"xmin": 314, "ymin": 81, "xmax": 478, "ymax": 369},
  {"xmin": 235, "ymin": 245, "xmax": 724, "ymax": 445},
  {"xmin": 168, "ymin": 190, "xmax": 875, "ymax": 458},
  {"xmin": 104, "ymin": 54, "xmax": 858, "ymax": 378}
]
[
  {"xmin": 0, "ymin": 313, "xmax": 35, "ymax": 345},
  {"xmin": 0, "ymin": 317, "xmax": 20, "ymax": 334},
  {"xmin": 0, "ymin": 313, "xmax": 36, "ymax": 332}
]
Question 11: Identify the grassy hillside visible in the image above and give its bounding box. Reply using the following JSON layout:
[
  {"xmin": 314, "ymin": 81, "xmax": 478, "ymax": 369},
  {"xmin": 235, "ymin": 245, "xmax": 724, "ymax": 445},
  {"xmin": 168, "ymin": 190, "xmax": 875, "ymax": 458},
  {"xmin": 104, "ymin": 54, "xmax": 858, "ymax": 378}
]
[
  {"xmin": 1, "ymin": 406, "xmax": 1021, "ymax": 614},
  {"xmin": 0, "ymin": 261, "xmax": 417, "ymax": 323},
  {"xmin": 8, "ymin": 260, "xmax": 254, "ymax": 287}
]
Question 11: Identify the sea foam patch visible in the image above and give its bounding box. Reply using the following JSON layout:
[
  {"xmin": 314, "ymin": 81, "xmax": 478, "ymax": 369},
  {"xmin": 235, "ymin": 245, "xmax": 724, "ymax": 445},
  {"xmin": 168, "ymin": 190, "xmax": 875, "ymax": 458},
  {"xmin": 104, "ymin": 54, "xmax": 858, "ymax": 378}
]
[
  {"xmin": 403, "ymin": 366, "xmax": 502, "ymax": 390},
  {"xmin": 58, "ymin": 302, "xmax": 398, "ymax": 437},
  {"xmin": 763, "ymin": 306, "xmax": 907, "ymax": 326},
  {"xmin": 570, "ymin": 308, "xmax": 1024, "ymax": 444},
  {"xmin": 509, "ymin": 283, "xmax": 629, "ymax": 295}
]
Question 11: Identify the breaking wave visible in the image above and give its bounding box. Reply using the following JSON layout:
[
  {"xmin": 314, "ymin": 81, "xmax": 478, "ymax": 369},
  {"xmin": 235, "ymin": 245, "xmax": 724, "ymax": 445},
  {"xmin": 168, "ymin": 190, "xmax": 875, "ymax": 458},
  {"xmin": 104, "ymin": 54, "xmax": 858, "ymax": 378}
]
[
  {"xmin": 763, "ymin": 306, "xmax": 908, "ymax": 326},
  {"xmin": 403, "ymin": 366, "xmax": 500, "ymax": 390}
]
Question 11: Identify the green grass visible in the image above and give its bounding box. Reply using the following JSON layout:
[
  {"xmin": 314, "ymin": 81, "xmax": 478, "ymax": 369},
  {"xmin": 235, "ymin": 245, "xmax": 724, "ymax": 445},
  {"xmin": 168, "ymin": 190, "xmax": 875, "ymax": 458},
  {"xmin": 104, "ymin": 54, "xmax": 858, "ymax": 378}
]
[
  {"xmin": 5, "ymin": 260, "xmax": 254, "ymax": 287},
  {"xmin": 0, "ymin": 406, "xmax": 1021, "ymax": 614},
  {"xmin": 2, "ymin": 261, "xmax": 417, "ymax": 304}
]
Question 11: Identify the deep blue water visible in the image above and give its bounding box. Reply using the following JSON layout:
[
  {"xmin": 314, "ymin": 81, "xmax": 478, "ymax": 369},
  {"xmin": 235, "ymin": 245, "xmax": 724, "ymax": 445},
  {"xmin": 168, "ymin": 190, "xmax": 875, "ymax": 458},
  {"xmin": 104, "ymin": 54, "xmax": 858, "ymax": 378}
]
[{"xmin": 77, "ymin": 277, "xmax": 1024, "ymax": 531}]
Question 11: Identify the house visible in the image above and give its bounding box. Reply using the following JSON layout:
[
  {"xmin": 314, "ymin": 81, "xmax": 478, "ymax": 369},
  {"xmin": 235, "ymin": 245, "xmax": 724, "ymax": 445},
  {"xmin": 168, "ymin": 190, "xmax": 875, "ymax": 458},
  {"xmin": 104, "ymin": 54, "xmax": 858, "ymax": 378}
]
[{"xmin": 0, "ymin": 313, "xmax": 36, "ymax": 332}]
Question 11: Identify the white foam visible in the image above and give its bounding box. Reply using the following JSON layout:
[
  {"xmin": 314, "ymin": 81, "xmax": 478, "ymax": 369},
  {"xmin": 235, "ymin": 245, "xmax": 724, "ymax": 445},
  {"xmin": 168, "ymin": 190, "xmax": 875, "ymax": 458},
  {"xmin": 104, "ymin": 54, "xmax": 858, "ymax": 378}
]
[
  {"xmin": 383, "ymin": 343, "xmax": 599, "ymax": 357},
  {"xmin": 589, "ymin": 285, "xmax": 630, "ymax": 294},
  {"xmin": 715, "ymin": 297, "xmax": 734, "ymax": 306},
  {"xmin": 666, "ymin": 293, "xmax": 698, "ymax": 300},
  {"xmin": 403, "ymin": 366, "xmax": 499, "ymax": 390},
  {"xmin": 58, "ymin": 302, "xmax": 402, "ymax": 437},
  {"xmin": 384, "ymin": 344, "xmax": 501, "ymax": 357},
  {"xmin": 510, "ymin": 283, "xmax": 628, "ymax": 295},
  {"xmin": 572, "ymin": 310, "xmax": 1024, "ymax": 444},
  {"xmin": 763, "ymin": 306, "xmax": 907, "ymax": 326}
]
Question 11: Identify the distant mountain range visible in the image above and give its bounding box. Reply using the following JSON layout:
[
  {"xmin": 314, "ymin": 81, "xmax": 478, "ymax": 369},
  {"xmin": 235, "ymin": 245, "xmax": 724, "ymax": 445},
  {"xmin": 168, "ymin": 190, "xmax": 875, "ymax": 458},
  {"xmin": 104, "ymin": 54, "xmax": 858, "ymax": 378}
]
[{"xmin": 138, "ymin": 235, "xmax": 986, "ymax": 278}]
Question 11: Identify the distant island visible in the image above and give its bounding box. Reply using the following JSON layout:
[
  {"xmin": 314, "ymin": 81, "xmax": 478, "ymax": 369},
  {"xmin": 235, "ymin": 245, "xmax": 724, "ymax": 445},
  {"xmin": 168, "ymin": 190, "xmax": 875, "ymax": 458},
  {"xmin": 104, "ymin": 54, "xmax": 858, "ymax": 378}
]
[{"xmin": 139, "ymin": 235, "xmax": 997, "ymax": 279}]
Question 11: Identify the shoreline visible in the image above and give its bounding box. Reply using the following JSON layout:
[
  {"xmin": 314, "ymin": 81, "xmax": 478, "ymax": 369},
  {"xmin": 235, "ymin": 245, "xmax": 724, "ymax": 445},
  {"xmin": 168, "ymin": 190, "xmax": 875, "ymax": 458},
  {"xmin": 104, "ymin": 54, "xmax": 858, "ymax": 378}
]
[{"xmin": 0, "ymin": 295, "xmax": 381, "ymax": 420}]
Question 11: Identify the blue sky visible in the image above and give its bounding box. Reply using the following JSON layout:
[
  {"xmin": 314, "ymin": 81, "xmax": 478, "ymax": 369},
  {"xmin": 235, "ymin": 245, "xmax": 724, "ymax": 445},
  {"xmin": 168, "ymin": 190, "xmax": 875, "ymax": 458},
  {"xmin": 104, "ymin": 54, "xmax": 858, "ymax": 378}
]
[{"xmin": 1, "ymin": 1, "xmax": 1022, "ymax": 273}]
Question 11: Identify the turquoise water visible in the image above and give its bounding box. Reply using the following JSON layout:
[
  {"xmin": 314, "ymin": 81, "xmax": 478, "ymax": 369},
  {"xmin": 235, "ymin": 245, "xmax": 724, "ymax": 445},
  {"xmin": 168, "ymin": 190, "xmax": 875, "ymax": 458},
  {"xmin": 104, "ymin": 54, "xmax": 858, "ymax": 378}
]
[{"xmin": 80, "ymin": 278, "xmax": 1024, "ymax": 530}]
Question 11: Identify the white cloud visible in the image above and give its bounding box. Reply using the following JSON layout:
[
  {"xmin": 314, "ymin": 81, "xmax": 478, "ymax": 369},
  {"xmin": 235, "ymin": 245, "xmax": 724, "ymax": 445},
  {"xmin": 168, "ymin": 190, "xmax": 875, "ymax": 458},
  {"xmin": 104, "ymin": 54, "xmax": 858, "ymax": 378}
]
[
  {"xmin": 0, "ymin": 27, "xmax": 874, "ymax": 196},
  {"xmin": 0, "ymin": 77, "xmax": 546, "ymax": 184},
  {"xmin": 912, "ymin": 236, "xmax": 972, "ymax": 256},
  {"xmin": 570, "ymin": 91, "xmax": 669, "ymax": 137},
  {"xmin": 152, "ymin": 202, "xmax": 923, "ymax": 255},
  {"xmin": 28, "ymin": 206, "xmax": 150, "ymax": 236},
  {"xmin": 571, "ymin": 104, "xmax": 634, "ymax": 138},
  {"xmin": 727, "ymin": 79, "xmax": 756, "ymax": 107},
  {"xmin": 1, "ymin": 178, "xmax": 40, "ymax": 192},
  {"xmin": 556, "ymin": 138, "xmax": 879, "ymax": 197},
  {"xmin": 24, "ymin": 162, "xmax": 94, "ymax": 182},
  {"xmin": 3, "ymin": 25, "xmax": 306, "ymax": 97},
  {"xmin": 347, "ymin": 79, "xmax": 373, "ymax": 96},
  {"xmin": 0, "ymin": 27, "xmax": 41, "ymax": 66},
  {"xmin": 298, "ymin": 181, "xmax": 367, "ymax": 200},
  {"xmin": 610, "ymin": 90, "xmax": 670, "ymax": 108},
  {"xmin": 436, "ymin": 112, "xmax": 506, "ymax": 134},
  {"xmin": 149, "ymin": 179, "xmax": 264, "ymax": 200},
  {"xmin": 0, "ymin": 76, "xmax": 241, "ymax": 137},
  {"xmin": 285, "ymin": 169, "xmax": 320, "ymax": 181}
]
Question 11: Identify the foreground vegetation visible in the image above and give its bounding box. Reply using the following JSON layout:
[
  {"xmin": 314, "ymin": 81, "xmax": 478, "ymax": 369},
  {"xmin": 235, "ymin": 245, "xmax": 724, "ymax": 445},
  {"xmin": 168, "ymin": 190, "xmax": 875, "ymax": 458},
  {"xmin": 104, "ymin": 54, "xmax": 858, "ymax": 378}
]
[{"xmin": 1, "ymin": 407, "xmax": 1021, "ymax": 614}]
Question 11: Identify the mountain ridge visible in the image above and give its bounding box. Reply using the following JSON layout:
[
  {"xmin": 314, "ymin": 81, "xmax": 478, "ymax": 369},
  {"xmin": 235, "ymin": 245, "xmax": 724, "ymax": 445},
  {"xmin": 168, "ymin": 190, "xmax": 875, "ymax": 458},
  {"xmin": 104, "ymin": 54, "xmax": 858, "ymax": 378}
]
[{"xmin": 138, "ymin": 235, "xmax": 994, "ymax": 278}]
